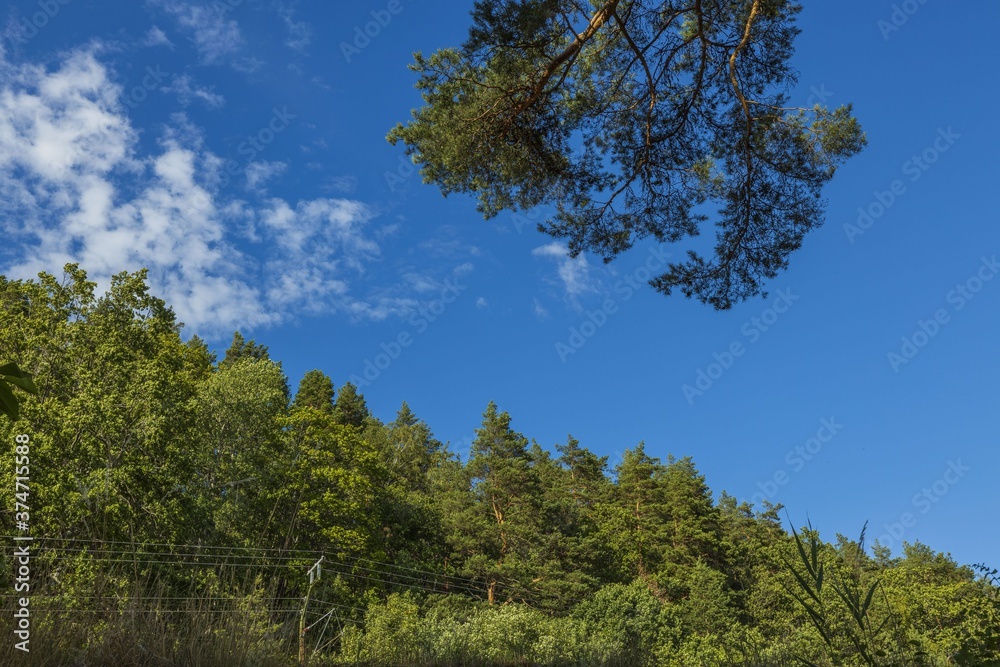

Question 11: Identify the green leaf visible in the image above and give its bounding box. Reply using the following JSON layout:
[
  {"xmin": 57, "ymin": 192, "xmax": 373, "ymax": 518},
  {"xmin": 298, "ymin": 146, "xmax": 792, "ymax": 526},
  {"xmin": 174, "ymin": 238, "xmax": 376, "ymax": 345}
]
[
  {"xmin": 0, "ymin": 381, "xmax": 19, "ymax": 420},
  {"xmin": 0, "ymin": 362, "xmax": 38, "ymax": 393},
  {"xmin": 0, "ymin": 362, "xmax": 38, "ymax": 420},
  {"xmin": 862, "ymin": 580, "xmax": 879, "ymax": 618},
  {"xmin": 780, "ymin": 554, "xmax": 823, "ymax": 606}
]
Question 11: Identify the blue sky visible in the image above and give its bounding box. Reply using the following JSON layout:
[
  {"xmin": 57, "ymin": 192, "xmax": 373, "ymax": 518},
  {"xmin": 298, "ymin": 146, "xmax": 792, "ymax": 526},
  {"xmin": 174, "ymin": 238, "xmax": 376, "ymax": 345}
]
[{"xmin": 2, "ymin": 0, "xmax": 997, "ymax": 566}]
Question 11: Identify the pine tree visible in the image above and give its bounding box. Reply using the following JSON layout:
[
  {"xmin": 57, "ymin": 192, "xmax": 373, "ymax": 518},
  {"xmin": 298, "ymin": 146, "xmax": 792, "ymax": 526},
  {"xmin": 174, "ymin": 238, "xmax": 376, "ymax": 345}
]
[
  {"xmin": 388, "ymin": 0, "xmax": 867, "ymax": 308},
  {"xmin": 608, "ymin": 443, "xmax": 671, "ymax": 581},
  {"xmin": 333, "ymin": 381, "xmax": 370, "ymax": 427},
  {"xmin": 219, "ymin": 332, "xmax": 290, "ymax": 400},
  {"xmin": 464, "ymin": 401, "xmax": 542, "ymax": 603},
  {"xmin": 220, "ymin": 331, "xmax": 270, "ymax": 368},
  {"xmin": 293, "ymin": 369, "xmax": 335, "ymax": 413}
]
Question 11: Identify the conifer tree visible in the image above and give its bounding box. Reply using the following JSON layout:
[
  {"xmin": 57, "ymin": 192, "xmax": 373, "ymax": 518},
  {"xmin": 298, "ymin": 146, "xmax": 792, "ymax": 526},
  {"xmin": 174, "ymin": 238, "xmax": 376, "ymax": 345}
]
[
  {"xmin": 293, "ymin": 369, "xmax": 335, "ymax": 413},
  {"xmin": 333, "ymin": 381, "xmax": 370, "ymax": 427}
]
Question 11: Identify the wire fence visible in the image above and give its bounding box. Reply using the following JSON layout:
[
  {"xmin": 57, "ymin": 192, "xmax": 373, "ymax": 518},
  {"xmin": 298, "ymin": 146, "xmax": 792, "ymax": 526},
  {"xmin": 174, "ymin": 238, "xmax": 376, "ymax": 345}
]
[
  {"xmin": 0, "ymin": 532, "xmax": 586, "ymax": 660},
  {"xmin": 0, "ymin": 535, "xmax": 568, "ymax": 607}
]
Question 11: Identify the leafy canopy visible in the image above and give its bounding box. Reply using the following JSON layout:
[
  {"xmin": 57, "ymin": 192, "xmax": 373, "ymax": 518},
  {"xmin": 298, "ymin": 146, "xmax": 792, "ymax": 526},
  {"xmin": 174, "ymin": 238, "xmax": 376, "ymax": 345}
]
[{"xmin": 389, "ymin": 0, "xmax": 866, "ymax": 308}]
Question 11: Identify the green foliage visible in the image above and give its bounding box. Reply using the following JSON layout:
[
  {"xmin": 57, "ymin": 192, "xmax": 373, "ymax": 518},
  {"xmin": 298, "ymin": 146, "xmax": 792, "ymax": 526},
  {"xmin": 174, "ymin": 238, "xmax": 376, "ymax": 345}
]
[
  {"xmin": 0, "ymin": 264, "xmax": 993, "ymax": 665},
  {"xmin": 194, "ymin": 357, "xmax": 290, "ymax": 544},
  {"xmin": 334, "ymin": 381, "xmax": 370, "ymax": 428},
  {"xmin": 780, "ymin": 521, "xmax": 931, "ymax": 666},
  {"xmin": 388, "ymin": 0, "xmax": 867, "ymax": 309},
  {"xmin": 574, "ymin": 581, "xmax": 667, "ymax": 665},
  {"xmin": 221, "ymin": 331, "xmax": 291, "ymax": 399},
  {"xmin": 294, "ymin": 369, "xmax": 336, "ymax": 413}
]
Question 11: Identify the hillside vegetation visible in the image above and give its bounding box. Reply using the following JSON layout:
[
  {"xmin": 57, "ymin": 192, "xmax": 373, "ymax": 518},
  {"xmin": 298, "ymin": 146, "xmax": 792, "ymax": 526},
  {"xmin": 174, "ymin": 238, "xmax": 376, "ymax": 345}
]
[{"xmin": 1, "ymin": 266, "xmax": 997, "ymax": 665}]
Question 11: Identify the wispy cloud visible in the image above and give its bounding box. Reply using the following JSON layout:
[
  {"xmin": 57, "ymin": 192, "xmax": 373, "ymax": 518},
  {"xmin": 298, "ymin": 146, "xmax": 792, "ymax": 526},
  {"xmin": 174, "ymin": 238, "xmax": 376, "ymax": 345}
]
[
  {"xmin": 244, "ymin": 160, "xmax": 287, "ymax": 193},
  {"xmin": 143, "ymin": 25, "xmax": 174, "ymax": 48},
  {"xmin": 260, "ymin": 198, "xmax": 379, "ymax": 272},
  {"xmin": 155, "ymin": 1, "xmax": 245, "ymax": 66},
  {"xmin": 532, "ymin": 241, "xmax": 597, "ymax": 300},
  {"xmin": 533, "ymin": 298, "xmax": 549, "ymax": 319},
  {"xmin": 0, "ymin": 48, "xmax": 271, "ymax": 330},
  {"xmin": 322, "ymin": 174, "xmax": 357, "ymax": 194},
  {"xmin": 0, "ymin": 47, "xmax": 457, "ymax": 336},
  {"xmin": 161, "ymin": 74, "xmax": 225, "ymax": 108},
  {"xmin": 277, "ymin": 2, "xmax": 312, "ymax": 53}
]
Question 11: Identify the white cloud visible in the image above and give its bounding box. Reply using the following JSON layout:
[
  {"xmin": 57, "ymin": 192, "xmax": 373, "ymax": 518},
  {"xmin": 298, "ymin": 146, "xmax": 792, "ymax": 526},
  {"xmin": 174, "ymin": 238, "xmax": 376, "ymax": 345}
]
[
  {"xmin": 244, "ymin": 160, "xmax": 287, "ymax": 193},
  {"xmin": 533, "ymin": 298, "xmax": 549, "ymax": 318},
  {"xmin": 156, "ymin": 1, "xmax": 245, "ymax": 65},
  {"xmin": 322, "ymin": 174, "xmax": 357, "ymax": 193},
  {"xmin": 277, "ymin": 3, "xmax": 312, "ymax": 53},
  {"xmin": 342, "ymin": 295, "xmax": 419, "ymax": 322},
  {"xmin": 400, "ymin": 272, "xmax": 441, "ymax": 295},
  {"xmin": 161, "ymin": 74, "xmax": 225, "ymax": 108},
  {"xmin": 231, "ymin": 56, "xmax": 263, "ymax": 74},
  {"xmin": 0, "ymin": 47, "xmax": 446, "ymax": 336},
  {"xmin": 374, "ymin": 222, "xmax": 399, "ymax": 239},
  {"xmin": 475, "ymin": 297, "xmax": 488, "ymax": 309},
  {"xmin": 532, "ymin": 242, "xmax": 597, "ymax": 298},
  {"xmin": 143, "ymin": 26, "xmax": 174, "ymax": 48},
  {"xmin": 261, "ymin": 198, "xmax": 377, "ymax": 264},
  {"xmin": 0, "ymin": 49, "xmax": 275, "ymax": 329}
]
